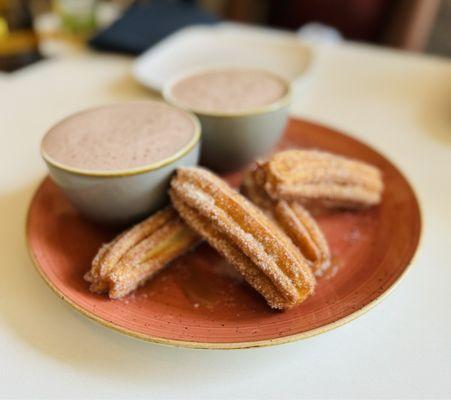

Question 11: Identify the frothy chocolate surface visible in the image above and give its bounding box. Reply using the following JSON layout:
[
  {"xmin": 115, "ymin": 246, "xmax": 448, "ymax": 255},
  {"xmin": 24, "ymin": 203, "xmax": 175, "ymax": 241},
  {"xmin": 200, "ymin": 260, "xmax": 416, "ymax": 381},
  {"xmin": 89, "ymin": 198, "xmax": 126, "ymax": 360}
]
[
  {"xmin": 42, "ymin": 102, "xmax": 196, "ymax": 172},
  {"xmin": 169, "ymin": 69, "xmax": 288, "ymax": 114}
]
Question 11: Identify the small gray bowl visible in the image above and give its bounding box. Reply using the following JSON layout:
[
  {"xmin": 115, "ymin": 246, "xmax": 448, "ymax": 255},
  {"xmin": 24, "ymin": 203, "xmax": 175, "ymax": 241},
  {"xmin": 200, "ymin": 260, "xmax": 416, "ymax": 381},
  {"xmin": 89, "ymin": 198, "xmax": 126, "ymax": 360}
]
[
  {"xmin": 163, "ymin": 68, "xmax": 291, "ymax": 172},
  {"xmin": 41, "ymin": 104, "xmax": 201, "ymax": 226}
]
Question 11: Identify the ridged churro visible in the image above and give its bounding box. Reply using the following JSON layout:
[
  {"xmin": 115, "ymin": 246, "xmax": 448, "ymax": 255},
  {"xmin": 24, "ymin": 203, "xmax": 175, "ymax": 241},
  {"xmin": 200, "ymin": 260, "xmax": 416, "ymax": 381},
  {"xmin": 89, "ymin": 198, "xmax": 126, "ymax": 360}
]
[
  {"xmin": 273, "ymin": 200, "xmax": 330, "ymax": 275},
  {"xmin": 257, "ymin": 150, "xmax": 383, "ymax": 209},
  {"xmin": 242, "ymin": 169, "xmax": 330, "ymax": 275},
  {"xmin": 85, "ymin": 207, "xmax": 200, "ymax": 299},
  {"xmin": 170, "ymin": 167, "xmax": 316, "ymax": 310}
]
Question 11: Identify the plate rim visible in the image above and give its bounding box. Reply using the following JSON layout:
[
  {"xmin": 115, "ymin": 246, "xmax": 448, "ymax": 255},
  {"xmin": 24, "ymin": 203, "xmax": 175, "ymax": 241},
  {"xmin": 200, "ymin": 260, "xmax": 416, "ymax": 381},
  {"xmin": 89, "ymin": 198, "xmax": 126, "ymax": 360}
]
[{"xmin": 26, "ymin": 119, "xmax": 423, "ymax": 350}]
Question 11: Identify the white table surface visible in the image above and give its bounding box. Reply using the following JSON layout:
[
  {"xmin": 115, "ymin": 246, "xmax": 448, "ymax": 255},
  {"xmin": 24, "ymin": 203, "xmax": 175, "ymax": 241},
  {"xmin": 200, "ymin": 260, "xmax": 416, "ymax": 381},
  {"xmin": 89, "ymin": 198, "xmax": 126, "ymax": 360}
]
[{"xmin": 1, "ymin": 43, "xmax": 450, "ymax": 399}]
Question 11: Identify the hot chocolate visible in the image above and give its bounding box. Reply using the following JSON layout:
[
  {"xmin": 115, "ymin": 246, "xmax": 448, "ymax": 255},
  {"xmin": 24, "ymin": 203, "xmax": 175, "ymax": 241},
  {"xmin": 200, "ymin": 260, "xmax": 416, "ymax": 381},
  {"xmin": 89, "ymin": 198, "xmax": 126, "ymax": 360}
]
[
  {"xmin": 41, "ymin": 101, "xmax": 197, "ymax": 172},
  {"xmin": 168, "ymin": 68, "xmax": 289, "ymax": 114}
]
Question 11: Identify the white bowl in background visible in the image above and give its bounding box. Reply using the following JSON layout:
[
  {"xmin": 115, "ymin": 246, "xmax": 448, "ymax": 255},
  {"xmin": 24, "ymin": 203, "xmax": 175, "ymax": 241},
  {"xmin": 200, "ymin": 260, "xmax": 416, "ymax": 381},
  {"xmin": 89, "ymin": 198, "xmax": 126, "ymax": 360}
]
[{"xmin": 132, "ymin": 23, "xmax": 313, "ymax": 93}]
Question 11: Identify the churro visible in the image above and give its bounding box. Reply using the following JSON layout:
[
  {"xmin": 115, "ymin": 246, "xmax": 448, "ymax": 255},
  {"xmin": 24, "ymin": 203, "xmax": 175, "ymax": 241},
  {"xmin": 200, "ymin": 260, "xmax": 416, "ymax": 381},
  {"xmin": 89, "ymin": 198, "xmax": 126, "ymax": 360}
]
[
  {"xmin": 170, "ymin": 167, "xmax": 316, "ymax": 310},
  {"xmin": 257, "ymin": 150, "xmax": 383, "ymax": 209},
  {"xmin": 273, "ymin": 201, "xmax": 330, "ymax": 275},
  {"xmin": 85, "ymin": 207, "xmax": 200, "ymax": 299},
  {"xmin": 242, "ymin": 169, "xmax": 330, "ymax": 275}
]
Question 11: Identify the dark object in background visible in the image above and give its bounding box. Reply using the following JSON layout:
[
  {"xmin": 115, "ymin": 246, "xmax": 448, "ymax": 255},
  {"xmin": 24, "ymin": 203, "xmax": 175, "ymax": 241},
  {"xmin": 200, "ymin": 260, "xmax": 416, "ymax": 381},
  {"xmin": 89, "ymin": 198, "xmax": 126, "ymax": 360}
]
[
  {"xmin": 89, "ymin": 0, "xmax": 219, "ymax": 54},
  {"xmin": 267, "ymin": 0, "xmax": 393, "ymax": 42},
  {"xmin": 0, "ymin": 0, "xmax": 41, "ymax": 72},
  {"xmin": 225, "ymin": 0, "xmax": 440, "ymax": 52}
]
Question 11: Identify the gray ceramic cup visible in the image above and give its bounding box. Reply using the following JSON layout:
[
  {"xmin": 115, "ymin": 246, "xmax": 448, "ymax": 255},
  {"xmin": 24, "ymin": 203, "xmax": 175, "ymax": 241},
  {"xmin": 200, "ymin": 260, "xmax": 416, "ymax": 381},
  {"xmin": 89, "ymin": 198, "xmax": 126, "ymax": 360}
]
[
  {"xmin": 41, "ymin": 104, "xmax": 201, "ymax": 226},
  {"xmin": 163, "ymin": 68, "xmax": 291, "ymax": 172}
]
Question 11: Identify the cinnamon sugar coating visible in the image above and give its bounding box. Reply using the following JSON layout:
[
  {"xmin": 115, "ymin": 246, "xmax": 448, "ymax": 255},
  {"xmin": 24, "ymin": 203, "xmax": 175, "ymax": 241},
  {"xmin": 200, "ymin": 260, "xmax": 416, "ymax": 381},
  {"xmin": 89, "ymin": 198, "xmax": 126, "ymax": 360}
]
[
  {"xmin": 85, "ymin": 207, "xmax": 200, "ymax": 298},
  {"xmin": 170, "ymin": 167, "xmax": 315, "ymax": 310},
  {"xmin": 241, "ymin": 168, "xmax": 330, "ymax": 276},
  {"xmin": 259, "ymin": 150, "xmax": 383, "ymax": 209}
]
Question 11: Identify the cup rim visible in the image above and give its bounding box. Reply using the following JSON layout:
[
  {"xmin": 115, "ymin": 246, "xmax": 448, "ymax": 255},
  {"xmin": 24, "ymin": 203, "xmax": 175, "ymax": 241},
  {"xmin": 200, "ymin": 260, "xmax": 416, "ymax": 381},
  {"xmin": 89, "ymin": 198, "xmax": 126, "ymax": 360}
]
[
  {"xmin": 41, "ymin": 101, "xmax": 201, "ymax": 178},
  {"xmin": 163, "ymin": 66, "xmax": 292, "ymax": 118}
]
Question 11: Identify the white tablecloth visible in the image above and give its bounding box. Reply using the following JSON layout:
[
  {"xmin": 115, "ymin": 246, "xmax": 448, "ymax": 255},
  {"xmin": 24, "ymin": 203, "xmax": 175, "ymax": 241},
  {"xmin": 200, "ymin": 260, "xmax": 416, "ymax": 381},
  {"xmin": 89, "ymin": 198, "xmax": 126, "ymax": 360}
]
[{"xmin": 0, "ymin": 43, "xmax": 450, "ymax": 399}]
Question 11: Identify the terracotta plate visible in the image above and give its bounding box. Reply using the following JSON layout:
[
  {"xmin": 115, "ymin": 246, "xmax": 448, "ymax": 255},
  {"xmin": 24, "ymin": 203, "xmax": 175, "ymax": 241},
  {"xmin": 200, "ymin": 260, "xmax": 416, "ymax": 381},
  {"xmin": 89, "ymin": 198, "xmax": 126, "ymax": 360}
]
[{"xmin": 26, "ymin": 119, "xmax": 421, "ymax": 349}]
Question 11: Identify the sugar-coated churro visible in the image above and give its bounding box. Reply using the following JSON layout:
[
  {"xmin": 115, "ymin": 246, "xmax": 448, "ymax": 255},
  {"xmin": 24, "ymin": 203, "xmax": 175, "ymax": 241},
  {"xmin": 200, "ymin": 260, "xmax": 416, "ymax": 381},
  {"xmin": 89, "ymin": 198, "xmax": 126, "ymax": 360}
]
[
  {"xmin": 170, "ymin": 166, "xmax": 316, "ymax": 310},
  {"xmin": 241, "ymin": 168, "xmax": 330, "ymax": 275},
  {"xmin": 85, "ymin": 207, "xmax": 200, "ymax": 299},
  {"xmin": 257, "ymin": 150, "xmax": 383, "ymax": 209},
  {"xmin": 273, "ymin": 200, "xmax": 330, "ymax": 275}
]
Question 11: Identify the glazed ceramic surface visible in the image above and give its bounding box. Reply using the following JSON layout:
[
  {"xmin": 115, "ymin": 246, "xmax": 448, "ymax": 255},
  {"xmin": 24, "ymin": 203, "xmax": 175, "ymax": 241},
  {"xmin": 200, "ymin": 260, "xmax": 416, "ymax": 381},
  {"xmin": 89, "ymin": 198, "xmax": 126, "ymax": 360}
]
[
  {"xmin": 27, "ymin": 119, "xmax": 421, "ymax": 349},
  {"xmin": 164, "ymin": 69, "xmax": 290, "ymax": 172},
  {"xmin": 44, "ymin": 143, "xmax": 200, "ymax": 225},
  {"xmin": 195, "ymin": 106, "xmax": 288, "ymax": 172},
  {"xmin": 42, "ymin": 103, "xmax": 201, "ymax": 226}
]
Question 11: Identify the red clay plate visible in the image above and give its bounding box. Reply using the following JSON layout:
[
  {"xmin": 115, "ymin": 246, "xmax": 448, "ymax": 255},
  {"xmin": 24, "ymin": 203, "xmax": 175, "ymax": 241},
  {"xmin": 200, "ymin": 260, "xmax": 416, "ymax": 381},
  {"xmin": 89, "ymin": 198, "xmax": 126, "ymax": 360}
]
[{"xmin": 26, "ymin": 119, "xmax": 421, "ymax": 349}]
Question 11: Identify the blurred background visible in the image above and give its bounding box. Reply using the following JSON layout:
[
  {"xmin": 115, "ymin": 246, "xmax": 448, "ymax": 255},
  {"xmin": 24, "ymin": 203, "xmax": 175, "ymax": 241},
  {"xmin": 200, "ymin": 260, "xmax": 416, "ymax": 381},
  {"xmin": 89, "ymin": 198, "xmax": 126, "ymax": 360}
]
[{"xmin": 1, "ymin": 0, "xmax": 449, "ymax": 72}]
